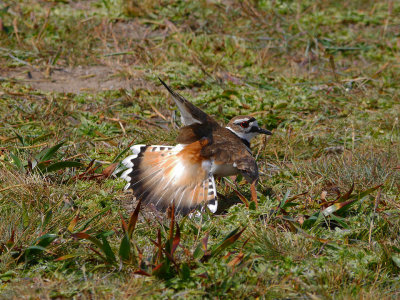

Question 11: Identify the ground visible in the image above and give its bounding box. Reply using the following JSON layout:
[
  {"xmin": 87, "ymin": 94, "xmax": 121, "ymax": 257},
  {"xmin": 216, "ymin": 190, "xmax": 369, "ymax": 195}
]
[{"xmin": 0, "ymin": 0, "xmax": 400, "ymax": 298}]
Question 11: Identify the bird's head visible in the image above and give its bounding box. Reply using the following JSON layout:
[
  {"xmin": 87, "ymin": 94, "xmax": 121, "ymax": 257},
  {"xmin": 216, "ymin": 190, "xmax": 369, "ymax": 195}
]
[{"xmin": 226, "ymin": 115, "xmax": 272, "ymax": 143}]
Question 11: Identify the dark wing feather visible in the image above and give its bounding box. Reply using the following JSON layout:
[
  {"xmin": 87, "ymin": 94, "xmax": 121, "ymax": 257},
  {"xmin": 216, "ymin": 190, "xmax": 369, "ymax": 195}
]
[
  {"xmin": 176, "ymin": 123, "xmax": 214, "ymax": 144},
  {"xmin": 158, "ymin": 78, "xmax": 218, "ymax": 126}
]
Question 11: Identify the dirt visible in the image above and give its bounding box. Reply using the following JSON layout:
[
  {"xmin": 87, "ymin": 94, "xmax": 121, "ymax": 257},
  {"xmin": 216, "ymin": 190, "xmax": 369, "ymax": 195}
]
[{"xmin": 1, "ymin": 65, "xmax": 148, "ymax": 94}]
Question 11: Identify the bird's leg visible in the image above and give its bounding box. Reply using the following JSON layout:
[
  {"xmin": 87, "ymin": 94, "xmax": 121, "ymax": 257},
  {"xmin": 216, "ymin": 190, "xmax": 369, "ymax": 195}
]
[{"xmin": 250, "ymin": 181, "xmax": 258, "ymax": 208}]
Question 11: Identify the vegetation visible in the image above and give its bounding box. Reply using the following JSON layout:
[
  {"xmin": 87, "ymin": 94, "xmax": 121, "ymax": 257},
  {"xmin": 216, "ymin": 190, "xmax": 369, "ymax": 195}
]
[{"xmin": 0, "ymin": 0, "xmax": 399, "ymax": 298}]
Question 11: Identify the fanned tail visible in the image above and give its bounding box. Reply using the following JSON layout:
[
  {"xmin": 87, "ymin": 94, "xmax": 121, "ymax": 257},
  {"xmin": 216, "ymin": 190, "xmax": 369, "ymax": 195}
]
[{"xmin": 121, "ymin": 142, "xmax": 216, "ymax": 213}]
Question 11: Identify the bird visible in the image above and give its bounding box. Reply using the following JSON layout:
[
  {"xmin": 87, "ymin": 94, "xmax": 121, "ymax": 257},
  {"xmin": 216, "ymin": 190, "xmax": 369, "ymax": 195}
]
[{"xmin": 120, "ymin": 78, "xmax": 272, "ymax": 214}]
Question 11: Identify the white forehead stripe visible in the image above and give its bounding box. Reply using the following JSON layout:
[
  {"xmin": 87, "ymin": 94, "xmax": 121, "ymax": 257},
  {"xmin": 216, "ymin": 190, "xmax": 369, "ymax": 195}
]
[
  {"xmin": 233, "ymin": 119, "xmax": 258, "ymax": 127},
  {"xmin": 233, "ymin": 118, "xmax": 251, "ymax": 124}
]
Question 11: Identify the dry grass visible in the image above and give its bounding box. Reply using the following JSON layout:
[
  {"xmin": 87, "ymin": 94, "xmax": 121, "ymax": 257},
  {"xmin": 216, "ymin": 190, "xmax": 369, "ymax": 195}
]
[{"xmin": 0, "ymin": 0, "xmax": 399, "ymax": 298}]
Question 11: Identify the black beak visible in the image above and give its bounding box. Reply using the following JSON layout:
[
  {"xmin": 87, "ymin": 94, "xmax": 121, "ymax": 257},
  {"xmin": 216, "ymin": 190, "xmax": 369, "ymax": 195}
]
[{"xmin": 250, "ymin": 126, "xmax": 272, "ymax": 135}]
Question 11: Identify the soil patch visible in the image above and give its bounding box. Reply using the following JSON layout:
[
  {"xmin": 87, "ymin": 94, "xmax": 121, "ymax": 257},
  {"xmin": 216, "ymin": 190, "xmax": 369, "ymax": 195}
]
[{"xmin": 1, "ymin": 65, "xmax": 147, "ymax": 93}]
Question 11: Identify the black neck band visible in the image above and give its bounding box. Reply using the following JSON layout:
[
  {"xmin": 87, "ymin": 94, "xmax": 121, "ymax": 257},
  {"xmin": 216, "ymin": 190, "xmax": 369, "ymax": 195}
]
[{"xmin": 240, "ymin": 138, "xmax": 250, "ymax": 149}]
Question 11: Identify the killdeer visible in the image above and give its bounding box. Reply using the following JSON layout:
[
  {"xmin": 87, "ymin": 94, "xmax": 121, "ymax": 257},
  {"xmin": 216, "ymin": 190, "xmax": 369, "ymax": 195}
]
[{"xmin": 120, "ymin": 78, "xmax": 272, "ymax": 214}]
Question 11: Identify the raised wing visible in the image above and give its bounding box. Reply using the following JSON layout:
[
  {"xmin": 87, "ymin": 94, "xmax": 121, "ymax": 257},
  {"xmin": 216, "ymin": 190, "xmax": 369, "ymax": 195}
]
[{"xmin": 158, "ymin": 77, "xmax": 217, "ymax": 126}]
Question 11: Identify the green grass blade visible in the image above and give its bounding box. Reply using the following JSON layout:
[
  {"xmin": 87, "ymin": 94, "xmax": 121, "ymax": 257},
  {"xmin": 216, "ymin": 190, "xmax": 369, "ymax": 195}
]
[
  {"xmin": 41, "ymin": 210, "xmax": 52, "ymax": 229},
  {"xmin": 302, "ymin": 212, "xmax": 323, "ymax": 229},
  {"xmin": 25, "ymin": 245, "xmax": 49, "ymax": 253},
  {"xmin": 279, "ymin": 190, "xmax": 290, "ymax": 209},
  {"xmin": 40, "ymin": 161, "xmax": 84, "ymax": 173},
  {"xmin": 15, "ymin": 133, "xmax": 25, "ymax": 146},
  {"xmin": 119, "ymin": 235, "xmax": 131, "ymax": 262},
  {"xmin": 9, "ymin": 153, "xmax": 24, "ymax": 170},
  {"xmin": 38, "ymin": 142, "xmax": 65, "ymax": 162},
  {"xmin": 36, "ymin": 233, "xmax": 58, "ymax": 248},
  {"xmin": 112, "ymin": 140, "xmax": 135, "ymax": 164},
  {"xmin": 345, "ymin": 184, "xmax": 382, "ymax": 202},
  {"xmin": 193, "ymin": 243, "xmax": 204, "ymax": 260},
  {"xmin": 180, "ymin": 263, "xmax": 191, "ymax": 280},
  {"xmin": 392, "ymin": 255, "xmax": 400, "ymax": 269},
  {"xmin": 74, "ymin": 206, "xmax": 111, "ymax": 233},
  {"xmin": 100, "ymin": 235, "xmax": 116, "ymax": 264},
  {"xmin": 322, "ymin": 199, "xmax": 356, "ymax": 217},
  {"xmin": 210, "ymin": 227, "xmax": 246, "ymax": 257},
  {"xmin": 72, "ymin": 232, "xmax": 103, "ymax": 250}
]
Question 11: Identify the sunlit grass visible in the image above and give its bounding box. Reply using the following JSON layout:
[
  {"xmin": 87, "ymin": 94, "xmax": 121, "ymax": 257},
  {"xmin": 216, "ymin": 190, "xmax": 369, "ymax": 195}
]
[{"xmin": 0, "ymin": 0, "xmax": 399, "ymax": 298}]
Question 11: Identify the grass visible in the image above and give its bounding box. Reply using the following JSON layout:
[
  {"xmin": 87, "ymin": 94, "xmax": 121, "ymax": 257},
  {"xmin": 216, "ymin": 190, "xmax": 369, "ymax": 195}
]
[{"xmin": 1, "ymin": 0, "xmax": 400, "ymax": 298}]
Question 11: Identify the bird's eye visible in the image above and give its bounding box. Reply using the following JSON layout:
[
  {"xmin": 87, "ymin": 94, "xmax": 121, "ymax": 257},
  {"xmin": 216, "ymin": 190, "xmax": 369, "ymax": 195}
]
[{"xmin": 240, "ymin": 121, "xmax": 249, "ymax": 128}]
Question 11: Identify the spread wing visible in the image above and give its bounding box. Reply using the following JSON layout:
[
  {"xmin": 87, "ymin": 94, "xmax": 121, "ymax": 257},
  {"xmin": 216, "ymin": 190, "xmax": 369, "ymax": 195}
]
[
  {"xmin": 158, "ymin": 77, "xmax": 218, "ymax": 126},
  {"xmin": 121, "ymin": 142, "xmax": 217, "ymax": 214}
]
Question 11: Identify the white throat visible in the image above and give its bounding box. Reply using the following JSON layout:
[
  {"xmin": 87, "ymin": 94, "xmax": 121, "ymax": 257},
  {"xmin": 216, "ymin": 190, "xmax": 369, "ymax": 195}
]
[
  {"xmin": 225, "ymin": 126, "xmax": 252, "ymax": 152},
  {"xmin": 226, "ymin": 126, "xmax": 250, "ymax": 142}
]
